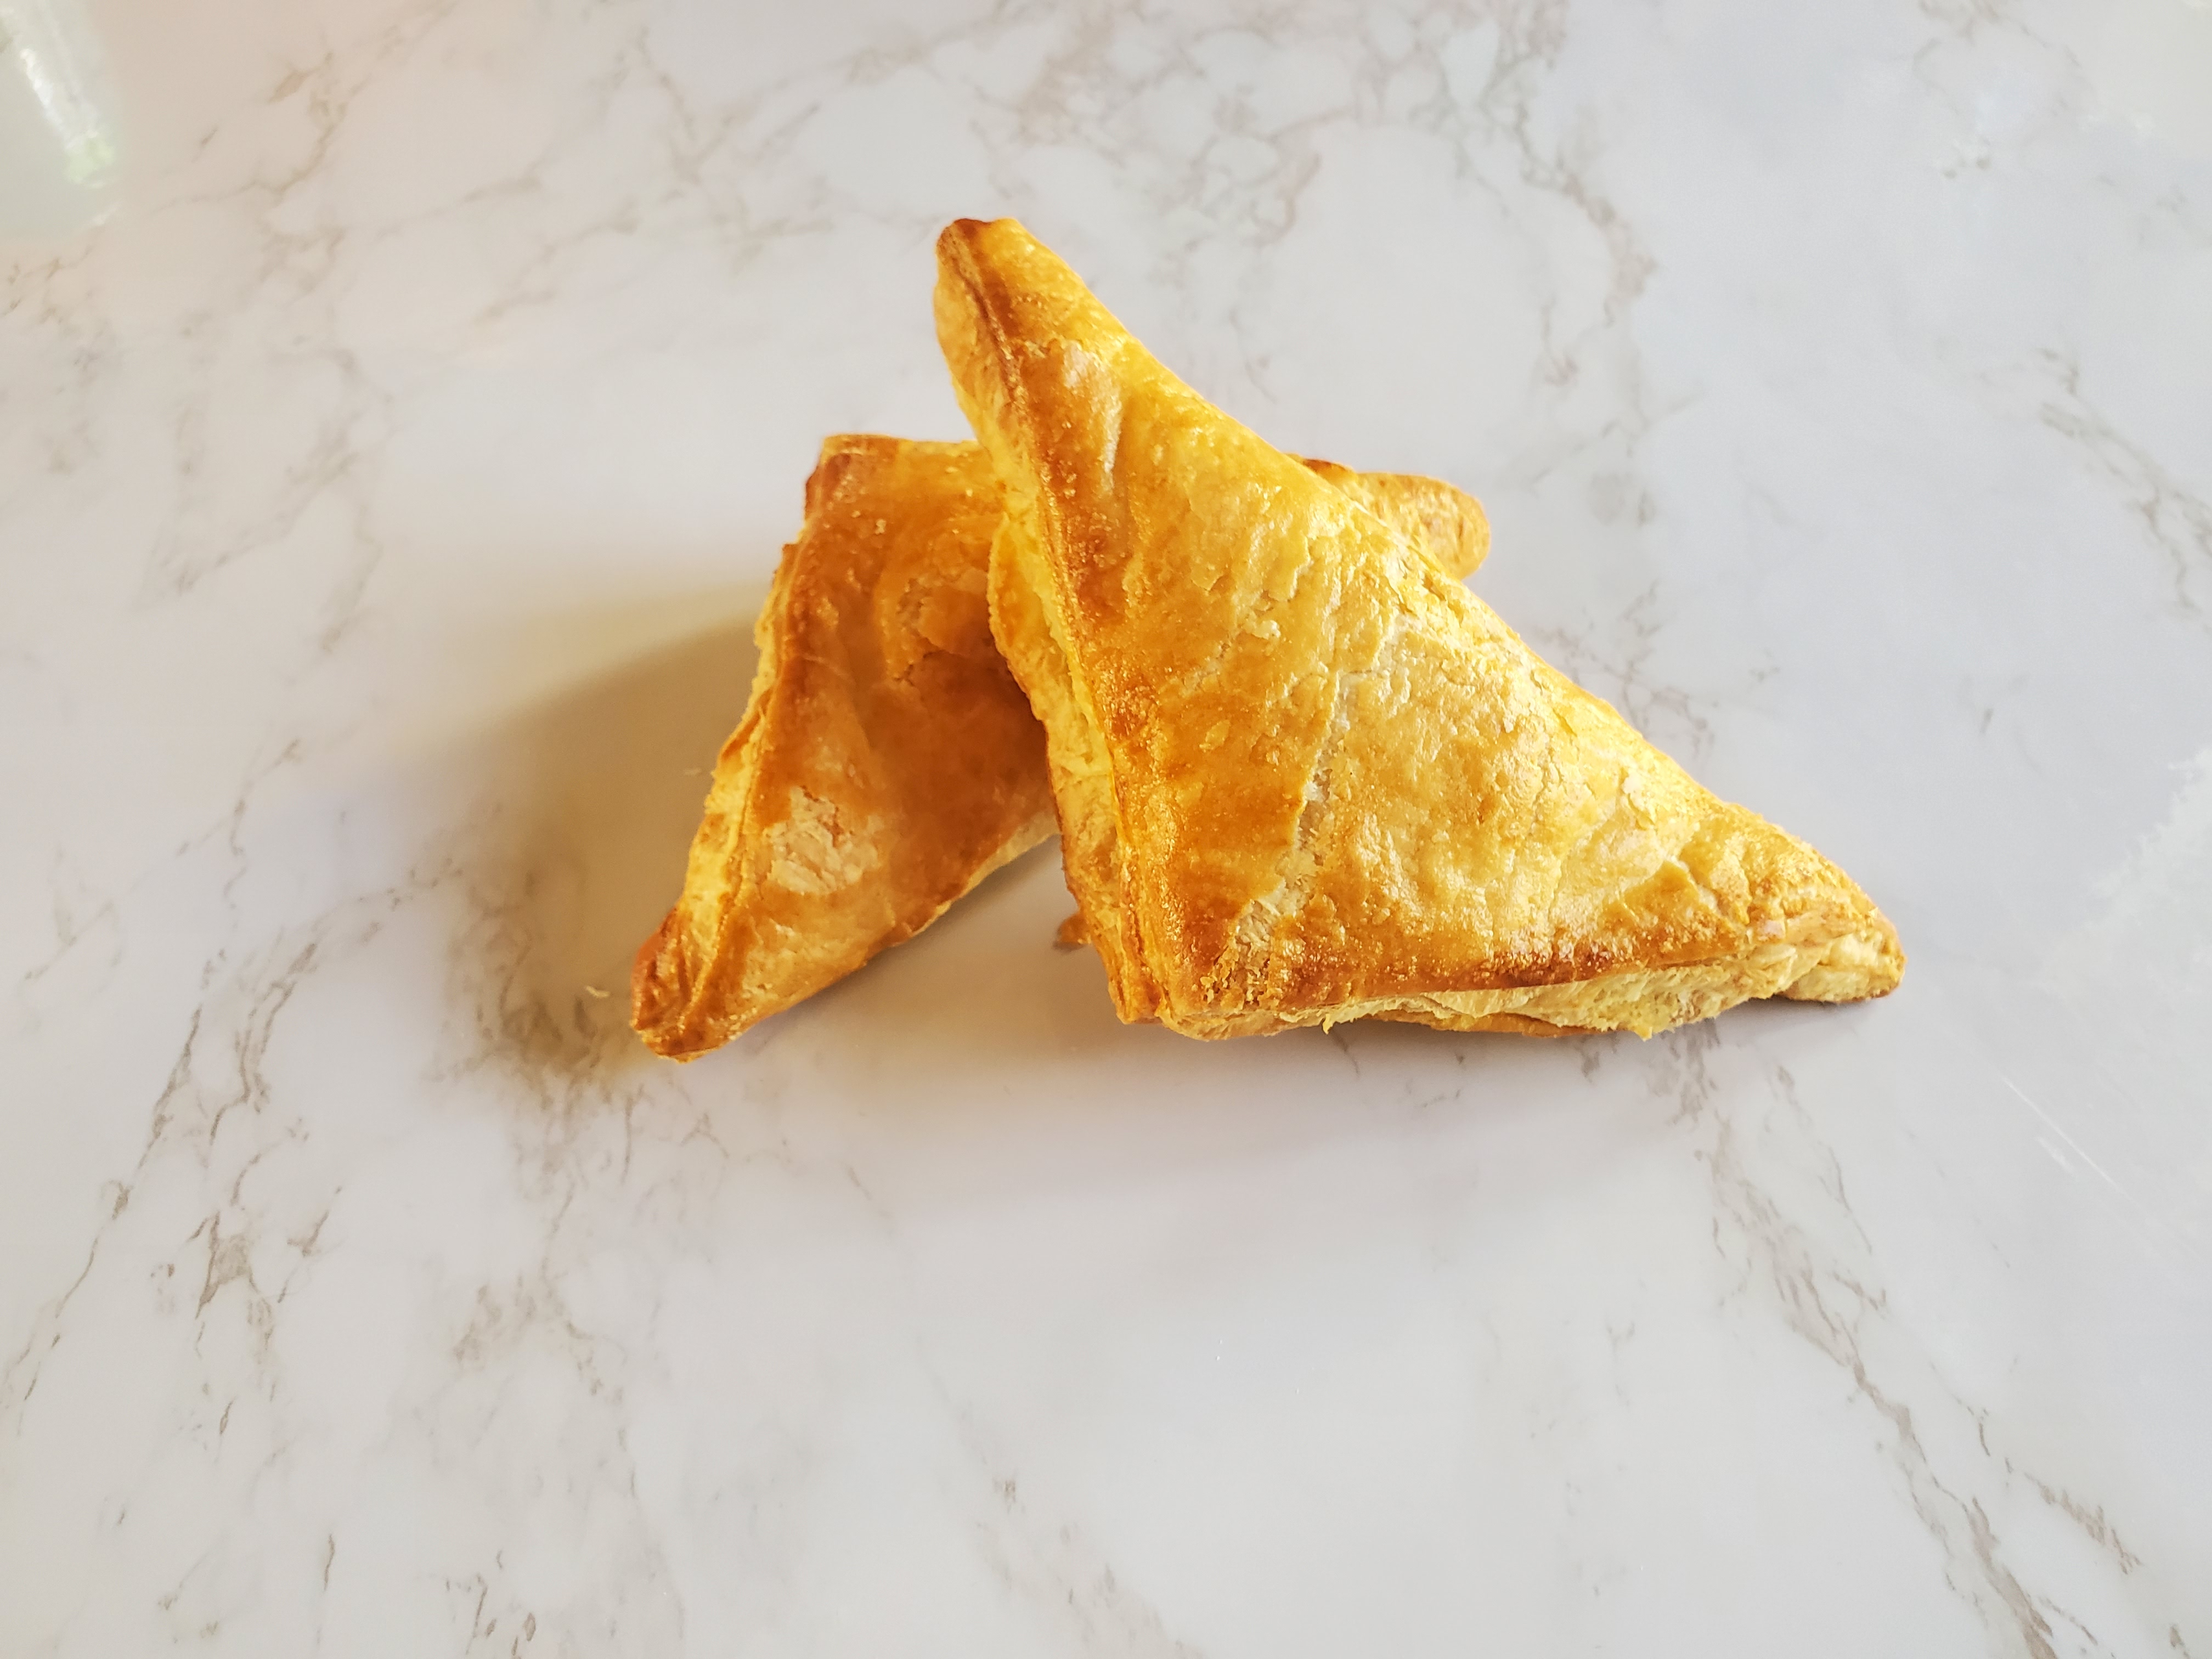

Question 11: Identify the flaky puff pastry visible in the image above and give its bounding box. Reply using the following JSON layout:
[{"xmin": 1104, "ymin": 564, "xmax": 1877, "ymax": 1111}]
[
  {"xmin": 632, "ymin": 435, "xmax": 1491, "ymax": 1058},
  {"xmin": 935, "ymin": 218, "xmax": 1903, "ymax": 1040}
]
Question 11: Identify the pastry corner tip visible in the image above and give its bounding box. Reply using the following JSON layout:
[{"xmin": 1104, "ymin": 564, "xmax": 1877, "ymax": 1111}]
[
  {"xmin": 934, "ymin": 216, "xmax": 997, "ymax": 271},
  {"xmin": 628, "ymin": 912, "xmax": 695, "ymax": 1059}
]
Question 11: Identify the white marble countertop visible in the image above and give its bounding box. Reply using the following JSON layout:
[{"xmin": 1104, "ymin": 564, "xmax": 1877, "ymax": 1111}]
[{"xmin": 4, "ymin": 0, "xmax": 2209, "ymax": 1652}]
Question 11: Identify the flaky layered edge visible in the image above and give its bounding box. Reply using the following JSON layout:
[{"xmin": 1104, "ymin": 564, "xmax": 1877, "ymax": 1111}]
[
  {"xmin": 1177, "ymin": 917, "xmax": 1903, "ymax": 1040},
  {"xmin": 984, "ymin": 510, "xmax": 1166, "ymax": 1023},
  {"xmin": 629, "ymin": 532, "xmax": 800, "ymax": 1059}
]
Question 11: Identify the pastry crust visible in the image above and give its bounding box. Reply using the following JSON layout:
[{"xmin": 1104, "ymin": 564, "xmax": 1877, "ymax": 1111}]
[
  {"xmin": 935, "ymin": 217, "xmax": 1904, "ymax": 1041},
  {"xmin": 631, "ymin": 437, "xmax": 1045, "ymax": 1058},
  {"xmin": 631, "ymin": 435, "xmax": 1491, "ymax": 1058}
]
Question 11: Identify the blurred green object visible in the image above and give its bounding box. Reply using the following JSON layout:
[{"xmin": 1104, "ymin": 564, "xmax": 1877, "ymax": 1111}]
[{"xmin": 0, "ymin": 0, "xmax": 119, "ymax": 233}]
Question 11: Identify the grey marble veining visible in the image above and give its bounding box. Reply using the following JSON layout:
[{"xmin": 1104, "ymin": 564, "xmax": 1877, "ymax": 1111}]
[{"xmin": 3, "ymin": 0, "xmax": 2209, "ymax": 1653}]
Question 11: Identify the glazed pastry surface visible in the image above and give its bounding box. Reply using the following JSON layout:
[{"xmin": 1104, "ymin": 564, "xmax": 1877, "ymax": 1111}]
[{"xmin": 935, "ymin": 217, "xmax": 1904, "ymax": 1040}]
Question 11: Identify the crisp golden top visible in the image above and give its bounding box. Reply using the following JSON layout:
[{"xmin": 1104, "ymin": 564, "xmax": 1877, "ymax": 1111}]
[{"xmin": 936, "ymin": 217, "xmax": 1901, "ymax": 1038}]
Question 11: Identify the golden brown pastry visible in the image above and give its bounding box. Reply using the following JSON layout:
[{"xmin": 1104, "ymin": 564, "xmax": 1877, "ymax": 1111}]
[
  {"xmin": 935, "ymin": 217, "xmax": 1904, "ymax": 1040},
  {"xmin": 631, "ymin": 437, "xmax": 1037, "ymax": 1059},
  {"xmin": 632, "ymin": 435, "xmax": 1492, "ymax": 1058}
]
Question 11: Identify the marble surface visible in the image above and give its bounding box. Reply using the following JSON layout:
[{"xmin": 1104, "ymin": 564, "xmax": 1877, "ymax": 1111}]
[{"xmin": 4, "ymin": 0, "xmax": 2210, "ymax": 1651}]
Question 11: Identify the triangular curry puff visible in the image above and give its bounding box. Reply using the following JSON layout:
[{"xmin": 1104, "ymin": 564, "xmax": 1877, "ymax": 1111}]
[
  {"xmin": 633, "ymin": 434, "xmax": 1492, "ymax": 1058},
  {"xmin": 935, "ymin": 218, "xmax": 1903, "ymax": 1040}
]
